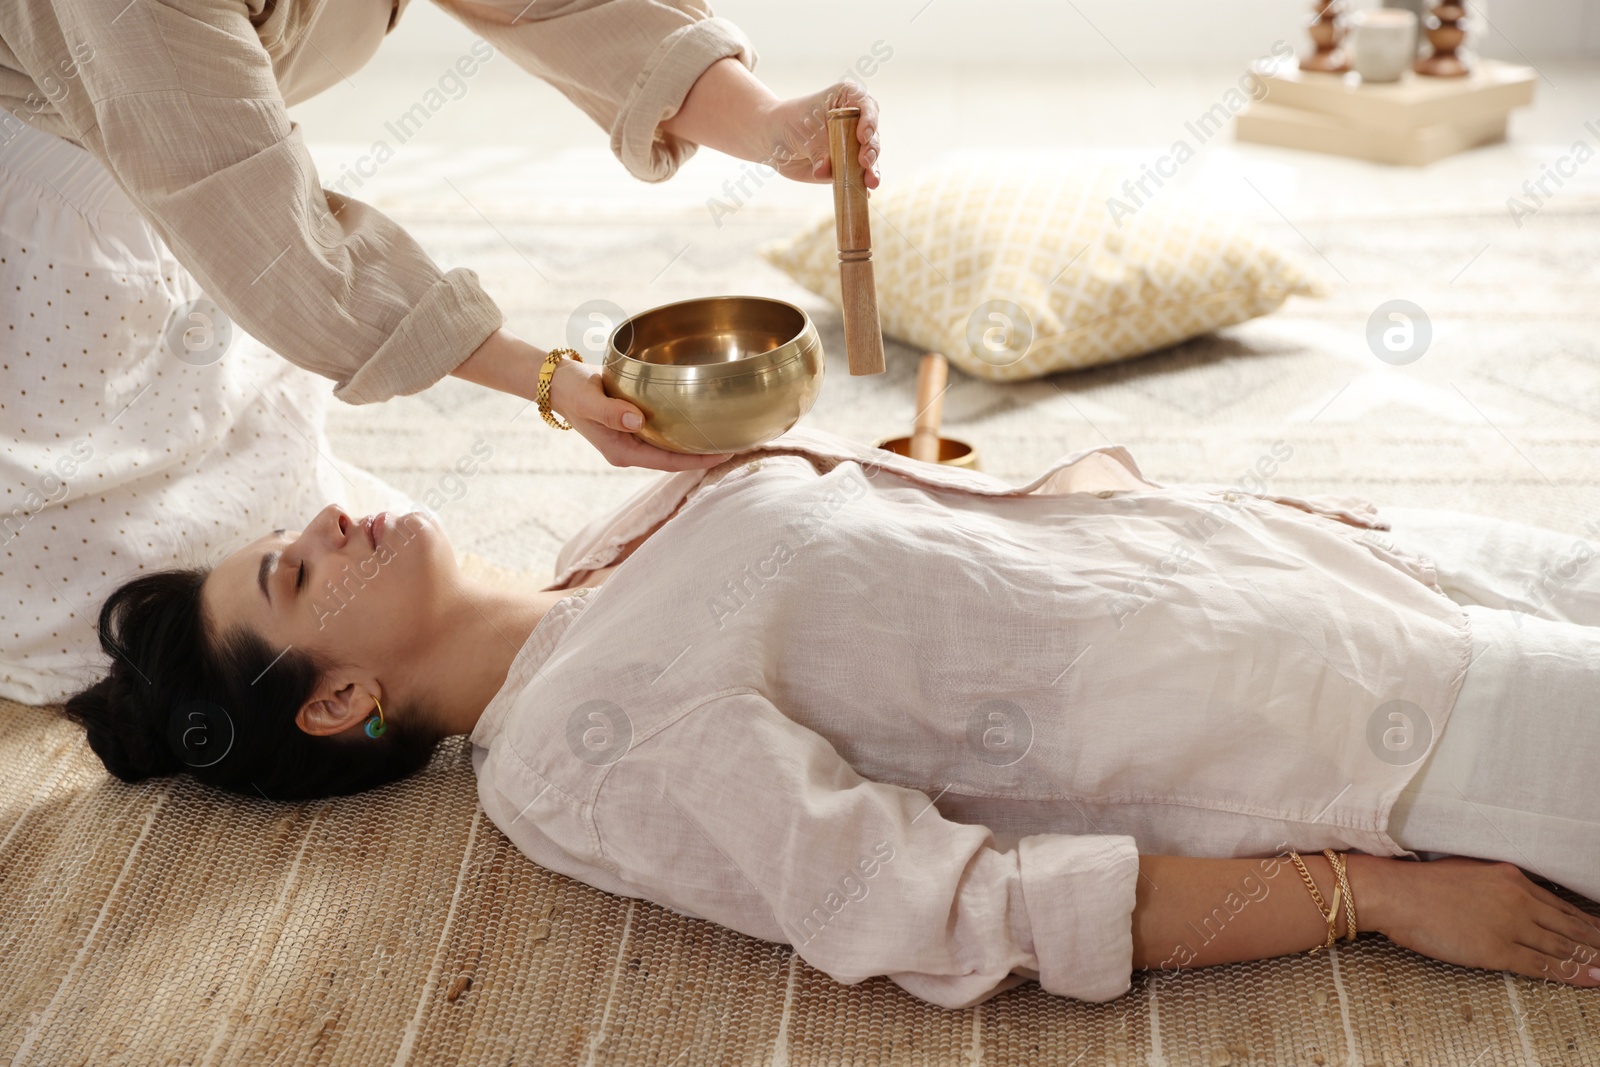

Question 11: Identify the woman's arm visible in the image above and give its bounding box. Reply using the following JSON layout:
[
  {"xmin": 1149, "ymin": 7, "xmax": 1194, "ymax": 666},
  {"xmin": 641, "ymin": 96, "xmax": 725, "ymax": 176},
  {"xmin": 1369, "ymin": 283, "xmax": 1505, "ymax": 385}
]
[
  {"xmin": 433, "ymin": 0, "xmax": 758, "ymax": 182},
  {"xmin": 1134, "ymin": 852, "xmax": 1600, "ymax": 988},
  {"xmin": 1133, "ymin": 852, "xmax": 1357, "ymax": 970},
  {"xmin": 7, "ymin": 0, "xmax": 504, "ymax": 406},
  {"xmin": 659, "ymin": 58, "xmax": 882, "ymax": 187},
  {"xmin": 655, "ymin": 55, "xmax": 778, "ymax": 162},
  {"xmin": 433, "ymin": 0, "xmax": 879, "ymax": 186},
  {"xmin": 450, "ymin": 328, "xmax": 732, "ymax": 471}
]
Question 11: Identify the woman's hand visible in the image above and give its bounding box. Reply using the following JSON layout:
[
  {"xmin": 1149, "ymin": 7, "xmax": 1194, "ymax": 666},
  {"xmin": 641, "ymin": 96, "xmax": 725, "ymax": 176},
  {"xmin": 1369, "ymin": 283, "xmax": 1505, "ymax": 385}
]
[
  {"xmin": 548, "ymin": 357, "xmax": 734, "ymax": 472},
  {"xmin": 1365, "ymin": 856, "xmax": 1600, "ymax": 988},
  {"xmin": 661, "ymin": 60, "xmax": 880, "ymax": 188},
  {"xmin": 753, "ymin": 80, "xmax": 881, "ymax": 188},
  {"xmin": 449, "ymin": 328, "xmax": 733, "ymax": 471}
]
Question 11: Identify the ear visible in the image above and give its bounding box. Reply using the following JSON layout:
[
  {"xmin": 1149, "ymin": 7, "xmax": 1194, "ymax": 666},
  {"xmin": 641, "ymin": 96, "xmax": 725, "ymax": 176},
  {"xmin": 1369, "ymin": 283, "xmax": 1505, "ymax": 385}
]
[{"xmin": 296, "ymin": 676, "xmax": 381, "ymax": 738}]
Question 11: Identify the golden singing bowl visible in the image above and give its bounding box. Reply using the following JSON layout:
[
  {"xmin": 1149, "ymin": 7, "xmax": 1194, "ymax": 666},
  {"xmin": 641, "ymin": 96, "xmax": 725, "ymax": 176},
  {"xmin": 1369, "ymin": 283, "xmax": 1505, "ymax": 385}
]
[
  {"xmin": 602, "ymin": 296, "xmax": 825, "ymax": 454},
  {"xmin": 873, "ymin": 434, "xmax": 981, "ymax": 471}
]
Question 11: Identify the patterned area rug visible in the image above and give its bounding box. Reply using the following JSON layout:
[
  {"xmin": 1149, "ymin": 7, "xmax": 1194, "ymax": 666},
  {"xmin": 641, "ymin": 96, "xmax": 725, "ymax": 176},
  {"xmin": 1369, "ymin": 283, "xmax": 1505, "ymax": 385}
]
[{"xmin": 4, "ymin": 146, "xmax": 1598, "ymax": 1064}]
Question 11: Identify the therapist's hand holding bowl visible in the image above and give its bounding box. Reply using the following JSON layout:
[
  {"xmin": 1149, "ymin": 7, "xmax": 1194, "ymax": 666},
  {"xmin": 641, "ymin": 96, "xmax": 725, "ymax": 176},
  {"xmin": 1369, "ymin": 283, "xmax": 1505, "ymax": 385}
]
[{"xmin": 454, "ymin": 69, "xmax": 880, "ymax": 473}]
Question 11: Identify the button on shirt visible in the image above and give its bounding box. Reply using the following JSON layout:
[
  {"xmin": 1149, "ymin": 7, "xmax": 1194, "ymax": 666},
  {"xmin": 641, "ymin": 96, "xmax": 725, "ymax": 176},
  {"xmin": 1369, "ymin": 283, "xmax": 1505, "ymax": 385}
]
[{"xmin": 469, "ymin": 426, "xmax": 1472, "ymax": 1010}]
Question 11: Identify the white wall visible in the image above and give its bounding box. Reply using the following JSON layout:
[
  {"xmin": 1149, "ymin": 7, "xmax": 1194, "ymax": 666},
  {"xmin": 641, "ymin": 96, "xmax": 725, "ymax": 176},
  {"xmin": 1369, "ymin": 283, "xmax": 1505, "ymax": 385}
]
[
  {"xmin": 379, "ymin": 0, "xmax": 1599, "ymax": 67},
  {"xmin": 695, "ymin": 0, "xmax": 1597, "ymax": 66}
]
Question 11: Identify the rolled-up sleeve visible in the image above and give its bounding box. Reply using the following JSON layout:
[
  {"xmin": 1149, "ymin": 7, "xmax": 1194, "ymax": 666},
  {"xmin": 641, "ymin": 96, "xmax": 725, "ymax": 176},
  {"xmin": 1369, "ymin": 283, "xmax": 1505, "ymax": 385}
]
[
  {"xmin": 586, "ymin": 689, "xmax": 1143, "ymax": 1009},
  {"xmin": 432, "ymin": 0, "xmax": 758, "ymax": 182},
  {"xmin": 19, "ymin": 0, "xmax": 505, "ymax": 405}
]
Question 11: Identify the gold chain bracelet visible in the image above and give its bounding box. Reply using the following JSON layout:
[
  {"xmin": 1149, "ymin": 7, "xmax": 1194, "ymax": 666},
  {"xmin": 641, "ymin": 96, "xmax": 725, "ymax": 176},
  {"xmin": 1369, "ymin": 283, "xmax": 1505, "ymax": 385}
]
[
  {"xmin": 537, "ymin": 347, "xmax": 583, "ymax": 431},
  {"xmin": 1287, "ymin": 849, "xmax": 1345, "ymax": 952},
  {"xmin": 1325, "ymin": 848, "xmax": 1359, "ymax": 942}
]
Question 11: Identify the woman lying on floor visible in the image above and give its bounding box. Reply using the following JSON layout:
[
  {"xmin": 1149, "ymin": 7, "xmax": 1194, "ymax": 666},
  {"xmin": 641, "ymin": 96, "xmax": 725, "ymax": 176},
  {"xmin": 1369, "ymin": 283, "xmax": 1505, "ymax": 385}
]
[{"xmin": 62, "ymin": 425, "xmax": 1600, "ymax": 1010}]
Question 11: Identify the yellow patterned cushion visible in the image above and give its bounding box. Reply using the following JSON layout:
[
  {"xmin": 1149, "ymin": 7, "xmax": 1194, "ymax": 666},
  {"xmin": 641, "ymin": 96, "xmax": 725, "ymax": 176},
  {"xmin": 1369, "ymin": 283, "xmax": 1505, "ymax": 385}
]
[{"xmin": 757, "ymin": 160, "xmax": 1326, "ymax": 381}]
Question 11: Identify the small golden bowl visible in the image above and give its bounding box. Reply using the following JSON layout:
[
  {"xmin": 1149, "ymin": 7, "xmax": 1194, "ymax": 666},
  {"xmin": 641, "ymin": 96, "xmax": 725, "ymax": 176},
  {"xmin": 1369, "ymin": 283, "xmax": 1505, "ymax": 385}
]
[
  {"xmin": 873, "ymin": 434, "xmax": 981, "ymax": 471},
  {"xmin": 602, "ymin": 296, "xmax": 825, "ymax": 454}
]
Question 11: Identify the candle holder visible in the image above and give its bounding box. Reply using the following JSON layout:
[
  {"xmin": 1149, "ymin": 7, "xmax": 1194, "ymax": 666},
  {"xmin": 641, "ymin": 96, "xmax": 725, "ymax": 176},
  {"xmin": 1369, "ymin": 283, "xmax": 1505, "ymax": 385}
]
[
  {"xmin": 1300, "ymin": 0, "xmax": 1352, "ymax": 74},
  {"xmin": 1414, "ymin": 1, "xmax": 1470, "ymax": 77}
]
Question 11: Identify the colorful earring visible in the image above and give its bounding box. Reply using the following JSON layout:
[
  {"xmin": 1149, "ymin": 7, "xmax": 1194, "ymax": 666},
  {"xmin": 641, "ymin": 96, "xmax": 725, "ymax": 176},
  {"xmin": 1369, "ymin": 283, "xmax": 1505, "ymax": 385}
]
[{"xmin": 364, "ymin": 696, "xmax": 387, "ymax": 739}]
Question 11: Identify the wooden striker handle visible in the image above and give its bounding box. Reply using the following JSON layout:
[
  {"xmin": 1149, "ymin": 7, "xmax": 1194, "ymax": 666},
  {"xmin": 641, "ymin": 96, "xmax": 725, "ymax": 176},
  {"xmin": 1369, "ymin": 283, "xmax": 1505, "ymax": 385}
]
[
  {"xmin": 910, "ymin": 352, "xmax": 947, "ymax": 463},
  {"xmin": 826, "ymin": 106, "xmax": 886, "ymax": 377}
]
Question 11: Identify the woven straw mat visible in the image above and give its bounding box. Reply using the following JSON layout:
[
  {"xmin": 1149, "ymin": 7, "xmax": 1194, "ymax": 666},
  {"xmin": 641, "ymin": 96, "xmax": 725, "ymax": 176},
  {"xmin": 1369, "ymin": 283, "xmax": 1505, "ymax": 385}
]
[{"xmin": 6, "ymin": 196, "xmax": 1600, "ymax": 1063}]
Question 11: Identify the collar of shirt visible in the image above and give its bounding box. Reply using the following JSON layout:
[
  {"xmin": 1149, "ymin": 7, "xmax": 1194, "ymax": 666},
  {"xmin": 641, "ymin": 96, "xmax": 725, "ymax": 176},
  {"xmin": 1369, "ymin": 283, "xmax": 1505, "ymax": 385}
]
[
  {"xmin": 547, "ymin": 425, "xmax": 1155, "ymax": 591},
  {"xmin": 471, "ymin": 590, "xmax": 594, "ymax": 748}
]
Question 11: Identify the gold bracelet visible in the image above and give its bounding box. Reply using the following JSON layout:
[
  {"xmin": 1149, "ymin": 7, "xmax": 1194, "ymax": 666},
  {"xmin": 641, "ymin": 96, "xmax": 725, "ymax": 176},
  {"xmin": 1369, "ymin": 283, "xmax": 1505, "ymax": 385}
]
[
  {"xmin": 1324, "ymin": 849, "xmax": 1359, "ymax": 941},
  {"xmin": 1288, "ymin": 849, "xmax": 1343, "ymax": 952},
  {"xmin": 537, "ymin": 347, "xmax": 583, "ymax": 431}
]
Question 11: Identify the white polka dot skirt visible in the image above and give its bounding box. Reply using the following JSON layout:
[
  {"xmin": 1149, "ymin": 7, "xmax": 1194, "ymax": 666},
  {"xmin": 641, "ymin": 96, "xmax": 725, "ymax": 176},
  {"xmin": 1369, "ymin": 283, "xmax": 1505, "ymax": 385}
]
[{"xmin": 0, "ymin": 119, "xmax": 419, "ymax": 705}]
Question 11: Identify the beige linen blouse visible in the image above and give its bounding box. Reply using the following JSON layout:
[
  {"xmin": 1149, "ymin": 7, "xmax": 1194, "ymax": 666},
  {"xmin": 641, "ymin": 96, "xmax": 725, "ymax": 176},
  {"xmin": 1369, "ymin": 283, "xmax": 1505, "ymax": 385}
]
[
  {"xmin": 0, "ymin": 0, "xmax": 755, "ymax": 402},
  {"xmin": 468, "ymin": 425, "xmax": 1473, "ymax": 1010}
]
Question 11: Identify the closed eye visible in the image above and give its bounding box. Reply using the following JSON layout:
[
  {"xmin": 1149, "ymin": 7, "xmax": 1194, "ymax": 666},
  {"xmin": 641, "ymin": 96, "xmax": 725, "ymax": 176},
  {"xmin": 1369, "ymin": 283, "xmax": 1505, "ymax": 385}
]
[{"xmin": 296, "ymin": 560, "xmax": 306, "ymax": 590}]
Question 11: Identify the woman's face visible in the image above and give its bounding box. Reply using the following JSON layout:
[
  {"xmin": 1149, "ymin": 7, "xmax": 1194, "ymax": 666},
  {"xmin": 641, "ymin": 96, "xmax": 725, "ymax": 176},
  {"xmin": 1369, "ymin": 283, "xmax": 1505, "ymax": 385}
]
[{"xmin": 202, "ymin": 505, "xmax": 455, "ymax": 697}]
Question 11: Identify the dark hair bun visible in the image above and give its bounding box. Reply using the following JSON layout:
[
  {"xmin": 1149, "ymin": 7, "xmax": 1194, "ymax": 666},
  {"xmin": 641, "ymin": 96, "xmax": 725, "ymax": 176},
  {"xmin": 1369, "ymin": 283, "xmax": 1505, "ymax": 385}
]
[
  {"xmin": 63, "ymin": 667, "xmax": 185, "ymax": 784},
  {"xmin": 61, "ymin": 565, "xmax": 444, "ymax": 799}
]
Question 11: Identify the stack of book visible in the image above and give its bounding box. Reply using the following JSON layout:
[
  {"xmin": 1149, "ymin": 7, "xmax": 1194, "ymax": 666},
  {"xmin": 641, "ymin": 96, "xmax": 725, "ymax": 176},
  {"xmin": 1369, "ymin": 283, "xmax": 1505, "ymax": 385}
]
[{"xmin": 1235, "ymin": 59, "xmax": 1537, "ymax": 166}]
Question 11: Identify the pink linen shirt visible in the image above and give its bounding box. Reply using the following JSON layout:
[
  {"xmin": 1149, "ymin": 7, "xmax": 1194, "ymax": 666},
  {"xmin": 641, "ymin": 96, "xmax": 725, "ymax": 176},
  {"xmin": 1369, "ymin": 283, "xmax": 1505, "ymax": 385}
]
[{"xmin": 469, "ymin": 425, "xmax": 1473, "ymax": 1010}]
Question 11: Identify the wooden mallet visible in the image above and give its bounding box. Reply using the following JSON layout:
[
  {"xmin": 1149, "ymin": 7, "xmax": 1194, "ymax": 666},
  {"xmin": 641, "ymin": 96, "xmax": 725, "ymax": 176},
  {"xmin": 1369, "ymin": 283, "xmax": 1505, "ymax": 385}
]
[
  {"xmin": 826, "ymin": 106, "xmax": 886, "ymax": 376},
  {"xmin": 909, "ymin": 352, "xmax": 948, "ymax": 464}
]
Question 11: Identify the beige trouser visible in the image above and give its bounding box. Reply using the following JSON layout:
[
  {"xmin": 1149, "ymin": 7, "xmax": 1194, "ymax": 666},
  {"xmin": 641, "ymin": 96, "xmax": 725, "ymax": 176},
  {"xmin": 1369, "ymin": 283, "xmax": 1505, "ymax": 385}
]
[{"xmin": 1378, "ymin": 506, "xmax": 1600, "ymax": 901}]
